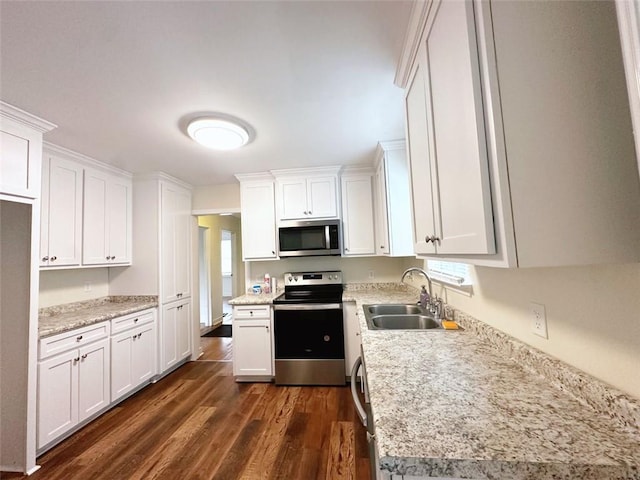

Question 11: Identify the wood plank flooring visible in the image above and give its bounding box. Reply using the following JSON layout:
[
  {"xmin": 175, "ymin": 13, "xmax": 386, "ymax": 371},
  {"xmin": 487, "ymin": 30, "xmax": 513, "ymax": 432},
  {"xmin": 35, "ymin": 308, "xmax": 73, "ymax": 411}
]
[{"xmin": 2, "ymin": 337, "xmax": 370, "ymax": 480}]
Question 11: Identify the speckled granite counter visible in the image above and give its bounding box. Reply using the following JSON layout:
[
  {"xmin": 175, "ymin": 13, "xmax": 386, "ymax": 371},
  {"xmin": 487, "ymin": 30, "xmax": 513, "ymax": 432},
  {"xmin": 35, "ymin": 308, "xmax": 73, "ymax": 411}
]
[
  {"xmin": 344, "ymin": 284, "xmax": 640, "ymax": 479},
  {"xmin": 228, "ymin": 291, "xmax": 283, "ymax": 305},
  {"xmin": 39, "ymin": 296, "xmax": 158, "ymax": 338}
]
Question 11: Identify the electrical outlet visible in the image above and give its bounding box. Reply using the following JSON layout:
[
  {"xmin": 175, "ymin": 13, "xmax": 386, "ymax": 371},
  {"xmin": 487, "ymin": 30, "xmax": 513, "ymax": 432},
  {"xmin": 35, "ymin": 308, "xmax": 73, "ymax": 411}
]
[
  {"xmin": 84, "ymin": 282, "xmax": 92, "ymax": 292},
  {"xmin": 368, "ymin": 270, "xmax": 375, "ymax": 280},
  {"xmin": 530, "ymin": 302, "xmax": 548, "ymax": 339}
]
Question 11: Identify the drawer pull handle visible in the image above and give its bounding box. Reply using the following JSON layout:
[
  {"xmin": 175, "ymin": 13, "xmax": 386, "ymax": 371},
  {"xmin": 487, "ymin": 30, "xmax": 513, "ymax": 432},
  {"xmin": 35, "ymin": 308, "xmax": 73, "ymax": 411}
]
[
  {"xmin": 42, "ymin": 256, "xmax": 49, "ymax": 261},
  {"xmin": 76, "ymin": 335, "xmax": 83, "ymax": 341},
  {"xmin": 50, "ymin": 256, "xmax": 57, "ymax": 261},
  {"xmin": 137, "ymin": 333, "xmax": 142, "ymax": 339},
  {"xmin": 74, "ymin": 357, "xmax": 80, "ymax": 363},
  {"xmin": 81, "ymin": 354, "xmax": 88, "ymax": 360},
  {"xmin": 134, "ymin": 318, "xmax": 138, "ymax": 323}
]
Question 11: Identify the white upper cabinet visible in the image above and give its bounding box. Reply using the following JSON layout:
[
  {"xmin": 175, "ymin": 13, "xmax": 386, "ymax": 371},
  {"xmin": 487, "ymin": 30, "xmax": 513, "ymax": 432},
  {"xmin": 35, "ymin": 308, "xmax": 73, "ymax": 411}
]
[
  {"xmin": 341, "ymin": 168, "xmax": 376, "ymax": 256},
  {"xmin": 373, "ymin": 141, "xmax": 414, "ymax": 257},
  {"xmin": 236, "ymin": 173, "xmax": 277, "ymax": 261},
  {"xmin": 397, "ymin": 0, "xmax": 640, "ymax": 267},
  {"xmin": 406, "ymin": 0, "xmax": 495, "ymax": 257},
  {"xmin": 0, "ymin": 102, "xmax": 56, "ymax": 199},
  {"xmin": 273, "ymin": 167, "xmax": 340, "ymax": 221},
  {"xmin": 40, "ymin": 154, "xmax": 83, "ymax": 267},
  {"xmin": 83, "ymin": 167, "xmax": 132, "ymax": 266}
]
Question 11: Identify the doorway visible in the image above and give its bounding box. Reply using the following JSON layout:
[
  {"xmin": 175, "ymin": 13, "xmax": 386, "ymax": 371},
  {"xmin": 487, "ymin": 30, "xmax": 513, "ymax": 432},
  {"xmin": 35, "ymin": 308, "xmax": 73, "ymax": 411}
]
[
  {"xmin": 198, "ymin": 226, "xmax": 213, "ymax": 334},
  {"xmin": 220, "ymin": 229, "xmax": 235, "ymax": 325}
]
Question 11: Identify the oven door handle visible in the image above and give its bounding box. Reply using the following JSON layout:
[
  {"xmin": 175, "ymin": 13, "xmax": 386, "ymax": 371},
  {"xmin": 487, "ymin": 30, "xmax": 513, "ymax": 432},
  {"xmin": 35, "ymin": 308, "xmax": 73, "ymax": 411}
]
[
  {"xmin": 273, "ymin": 303, "xmax": 342, "ymax": 311},
  {"xmin": 350, "ymin": 356, "xmax": 367, "ymax": 428}
]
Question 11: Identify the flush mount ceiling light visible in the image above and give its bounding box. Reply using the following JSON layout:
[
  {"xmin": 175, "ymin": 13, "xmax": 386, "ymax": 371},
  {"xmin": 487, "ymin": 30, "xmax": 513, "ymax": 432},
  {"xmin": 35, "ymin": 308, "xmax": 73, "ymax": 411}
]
[{"xmin": 187, "ymin": 117, "xmax": 250, "ymax": 151}]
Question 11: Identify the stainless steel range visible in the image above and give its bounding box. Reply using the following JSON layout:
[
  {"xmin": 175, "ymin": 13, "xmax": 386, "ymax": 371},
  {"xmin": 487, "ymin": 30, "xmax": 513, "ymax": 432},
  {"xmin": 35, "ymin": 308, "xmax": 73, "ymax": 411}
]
[{"xmin": 272, "ymin": 271, "xmax": 345, "ymax": 385}]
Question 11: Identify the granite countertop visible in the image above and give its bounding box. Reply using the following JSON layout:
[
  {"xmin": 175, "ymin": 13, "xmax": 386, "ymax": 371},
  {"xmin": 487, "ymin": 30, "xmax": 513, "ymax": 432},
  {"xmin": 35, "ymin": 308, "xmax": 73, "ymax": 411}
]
[
  {"xmin": 228, "ymin": 291, "xmax": 283, "ymax": 305},
  {"xmin": 344, "ymin": 284, "xmax": 640, "ymax": 479},
  {"xmin": 39, "ymin": 296, "xmax": 158, "ymax": 338}
]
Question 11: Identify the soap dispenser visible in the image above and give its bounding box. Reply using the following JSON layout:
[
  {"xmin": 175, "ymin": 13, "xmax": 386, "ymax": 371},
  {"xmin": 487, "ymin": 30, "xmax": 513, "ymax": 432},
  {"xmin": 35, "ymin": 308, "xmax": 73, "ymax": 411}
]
[{"xmin": 419, "ymin": 285, "xmax": 430, "ymax": 309}]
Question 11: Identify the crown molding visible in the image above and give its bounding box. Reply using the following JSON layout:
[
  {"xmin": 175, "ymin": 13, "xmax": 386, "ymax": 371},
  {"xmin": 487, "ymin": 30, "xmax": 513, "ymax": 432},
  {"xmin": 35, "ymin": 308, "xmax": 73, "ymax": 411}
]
[
  {"xmin": 234, "ymin": 172, "xmax": 274, "ymax": 183},
  {"xmin": 394, "ymin": 1, "xmax": 432, "ymax": 88},
  {"xmin": 133, "ymin": 171, "xmax": 193, "ymax": 189},
  {"xmin": 340, "ymin": 164, "xmax": 375, "ymax": 176},
  {"xmin": 43, "ymin": 142, "xmax": 133, "ymax": 178},
  {"xmin": 0, "ymin": 101, "xmax": 57, "ymax": 133},
  {"xmin": 270, "ymin": 165, "xmax": 343, "ymax": 178}
]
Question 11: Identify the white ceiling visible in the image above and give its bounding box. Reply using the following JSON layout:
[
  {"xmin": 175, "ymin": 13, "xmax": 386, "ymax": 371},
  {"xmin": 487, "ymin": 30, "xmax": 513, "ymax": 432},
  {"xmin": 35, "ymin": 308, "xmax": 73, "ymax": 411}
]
[{"xmin": 0, "ymin": 1, "xmax": 412, "ymax": 186}]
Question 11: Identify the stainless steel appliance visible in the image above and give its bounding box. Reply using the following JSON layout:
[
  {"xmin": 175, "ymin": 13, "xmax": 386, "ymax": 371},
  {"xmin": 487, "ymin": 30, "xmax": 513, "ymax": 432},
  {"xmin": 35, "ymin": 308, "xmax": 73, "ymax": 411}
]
[
  {"xmin": 273, "ymin": 271, "xmax": 345, "ymax": 385},
  {"xmin": 351, "ymin": 353, "xmax": 377, "ymax": 479},
  {"xmin": 277, "ymin": 219, "xmax": 341, "ymax": 257}
]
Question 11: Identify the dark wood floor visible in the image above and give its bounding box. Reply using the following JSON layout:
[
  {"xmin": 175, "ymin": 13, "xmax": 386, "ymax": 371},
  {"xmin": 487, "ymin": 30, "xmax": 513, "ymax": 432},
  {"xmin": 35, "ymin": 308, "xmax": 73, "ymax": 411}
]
[{"xmin": 2, "ymin": 337, "xmax": 370, "ymax": 480}]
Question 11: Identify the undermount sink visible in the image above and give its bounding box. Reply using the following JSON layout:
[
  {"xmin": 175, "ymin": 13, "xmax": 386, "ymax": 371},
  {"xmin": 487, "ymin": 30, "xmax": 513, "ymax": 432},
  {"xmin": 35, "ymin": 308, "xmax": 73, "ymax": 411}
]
[{"xmin": 363, "ymin": 304, "xmax": 442, "ymax": 330}]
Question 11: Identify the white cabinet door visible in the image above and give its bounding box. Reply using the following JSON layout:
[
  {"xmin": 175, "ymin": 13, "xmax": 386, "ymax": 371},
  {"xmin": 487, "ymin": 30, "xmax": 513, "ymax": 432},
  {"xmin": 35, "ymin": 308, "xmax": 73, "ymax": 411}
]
[
  {"xmin": 83, "ymin": 168, "xmax": 109, "ymax": 264},
  {"xmin": 40, "ymin": 155, "xmax": 83, "ymax": 267},
  {"xmin": 423, "ymin": 0, "xmax": 494, "ymax": 255},
  {"xmin": 111, "ymin": 330, "xmax": 135, "ymax": 402},
  {"xmin": 374, "ymin": 160, "xmax": 390, "ymax": 255},
  {"xmin": 405, "ymin": 1, "xmax": 495, "ymax": 257},
  {"xmin": 106, "ymin": 175, "xmax": 132, "ymax": 264},
  {"xmin": 161, "ymin": 182, "xmax": 191, "ymax": 303},
  {"xmin": 307, "ymin": 176, "xmax": 337, "ymax": 218},
  {"xmin": 405, "ymin": 55, "xmax": 437, "ymax": 256},
  {"xmin": 174, "ymin": 188, "xmax": 192, "ymax": 300},
  {"xmin": 240, "ymin": 181, "xmax": 277, "ymax": 260},
  {"xmin": 278, "ymin": 177, "xmax": 308, "ymax": 220},
  {"xmin": 341, "ymin": 174, "xmax": 376, "ymax": 256},
  {"xmin": 77, "ymin": 338, "xmax": 110, "ymax": 422},
  {"xmin": 176, "ymin": 301, "xmax": 191, "ymax": 361},
  {"xmin": 132, "ymin": 323, "xmax": 157, "ymax": 385},
  {"xmin": 37, "ymin": 350, "xmax": 78, "ymax": 448},
  {"xmin": 232, "ymin": 320, "xmax": 272, "ymax": 377},
  {"xmin": 111, "ymin": 322, "xmax": 156, "ymax": 402},
  {"xmin": 83, "ymin": 168, "xmax": 132, "ymax": 265},
  {"xmin": 161, "ymin": 302, "xmax": 179, "ymax": 371}
]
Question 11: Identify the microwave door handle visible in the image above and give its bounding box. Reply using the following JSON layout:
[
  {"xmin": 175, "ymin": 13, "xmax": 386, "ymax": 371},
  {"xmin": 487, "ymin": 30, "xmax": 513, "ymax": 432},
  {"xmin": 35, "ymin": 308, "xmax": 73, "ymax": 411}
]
[
  {"xmin": 325, "ymin": 225, "xmax": 331, "ymax": 249},
  {"xmin": 350, "ymin": 356, "xmax": 367, "ymax": 428}
]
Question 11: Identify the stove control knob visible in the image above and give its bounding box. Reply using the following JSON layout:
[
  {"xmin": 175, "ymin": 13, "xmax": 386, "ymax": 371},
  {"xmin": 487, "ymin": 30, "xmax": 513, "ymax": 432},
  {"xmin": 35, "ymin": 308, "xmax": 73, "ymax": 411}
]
[
  {"xmin": 293, "ymin": 276, "xmax": 298, "ymax": 282},
  {"xmin": 329, "ymin": 275, "xmax": 334, "ymax": 280},
  {"xmin": 288, "ymin": 276, "xmax": 293, "ymax": 282}
]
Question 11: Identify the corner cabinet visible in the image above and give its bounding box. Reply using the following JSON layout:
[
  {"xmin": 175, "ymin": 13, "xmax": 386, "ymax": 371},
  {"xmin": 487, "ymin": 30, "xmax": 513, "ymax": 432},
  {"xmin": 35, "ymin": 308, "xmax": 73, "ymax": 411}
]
[
  {"xmin": 340, "ymin": 168, "xmax": 376, "ymax": 256},
  {"xmin": 273, "ymin": 167, "xmax": 341, "ymax": 221},
  {"xmin": 232, "ymin": 305, "xmax": 273, "ymax": 381},
  {"xmin": 83, "ymin": 167, "xmax": 132, "ymax": 266},
  {"xmin": 236, "ymin": 173, "xmax": 278, "ymax": 261},
  {"xmin": 373, "ymin": 141, "xmax": 414, "ymax": 257},
  {"xmin": 398, "ymin": 0, "xmax": 640, "ymax": 267}
]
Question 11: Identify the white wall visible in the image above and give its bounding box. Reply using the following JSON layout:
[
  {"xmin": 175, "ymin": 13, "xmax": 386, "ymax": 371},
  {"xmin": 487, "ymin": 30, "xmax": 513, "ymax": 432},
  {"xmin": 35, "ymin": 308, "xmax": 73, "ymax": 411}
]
[
  {"xmin": 428, "ymin": 262, "xmax": 640, "ymax": 399},
  {"xmin": 192, "ymin": 183, "xmax": 240, "ymax": 212},
  {"xmin": 39, "ymin": 268, "xmax": 109, "ymax": 308}
]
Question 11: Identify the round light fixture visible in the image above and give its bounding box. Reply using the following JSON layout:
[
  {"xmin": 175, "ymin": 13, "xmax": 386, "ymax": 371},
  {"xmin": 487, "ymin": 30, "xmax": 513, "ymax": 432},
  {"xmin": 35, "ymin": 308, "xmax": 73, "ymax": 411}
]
[{"xmin": 187, "ymin": 117, "xmax": 249, "ymax": 150}]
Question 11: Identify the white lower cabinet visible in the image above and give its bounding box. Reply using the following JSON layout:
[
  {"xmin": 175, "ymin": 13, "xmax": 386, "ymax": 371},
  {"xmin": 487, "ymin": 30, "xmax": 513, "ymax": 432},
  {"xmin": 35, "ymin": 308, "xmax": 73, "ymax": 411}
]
[
  {"xmin": 232, "ymin": 305, "xmax": 273, "ymax": 379},
  {"xmin": 37, "ymin": 332, "xmax": 110, "ymax": 449},
  {"xmin": 110, "ymin": 309, "xmax": 157, "ymax": 402},
  {"xmin": 161, "ymin": 300, "xmax": 191, "ymax": 372}
]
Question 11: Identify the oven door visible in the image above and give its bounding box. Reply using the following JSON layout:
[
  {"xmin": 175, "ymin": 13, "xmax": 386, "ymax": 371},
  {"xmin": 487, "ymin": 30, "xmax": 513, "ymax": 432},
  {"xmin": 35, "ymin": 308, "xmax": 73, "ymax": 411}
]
[{"xmin": 273, "ymin": 303, "xmax": 345, "ymax": 385}]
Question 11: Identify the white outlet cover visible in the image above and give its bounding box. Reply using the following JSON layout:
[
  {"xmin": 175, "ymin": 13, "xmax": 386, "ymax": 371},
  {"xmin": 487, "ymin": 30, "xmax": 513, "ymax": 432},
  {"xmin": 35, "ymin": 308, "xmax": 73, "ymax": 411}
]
[{"xmin": 530, "ymin": 302, "xmax": 548, "ymax": 339}]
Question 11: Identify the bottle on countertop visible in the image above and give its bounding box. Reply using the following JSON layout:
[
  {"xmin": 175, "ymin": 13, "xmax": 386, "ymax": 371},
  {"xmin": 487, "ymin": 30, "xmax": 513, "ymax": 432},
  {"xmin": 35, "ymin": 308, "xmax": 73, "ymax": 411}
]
[
  {"xmin": 263, "ymin": 273, "xmax": 271, "ymax": 294},
  {"xmin": 419, "ymin": 285, "xmax": 430, "ymax": 309}
]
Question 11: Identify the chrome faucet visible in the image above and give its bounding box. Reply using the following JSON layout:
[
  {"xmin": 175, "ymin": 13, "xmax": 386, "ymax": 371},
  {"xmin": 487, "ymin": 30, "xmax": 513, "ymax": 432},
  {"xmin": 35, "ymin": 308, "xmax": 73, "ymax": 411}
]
[{"xmin": 400, "ymin": 267, "xmax": 442, "ymax": 319}]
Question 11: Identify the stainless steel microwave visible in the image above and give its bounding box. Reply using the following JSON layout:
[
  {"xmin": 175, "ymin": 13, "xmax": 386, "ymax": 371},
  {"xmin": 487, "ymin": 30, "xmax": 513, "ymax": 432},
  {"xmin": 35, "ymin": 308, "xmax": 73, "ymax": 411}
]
[{"xmin": 277, "ymin": 219, "xmax": 341, "ymax": 257}]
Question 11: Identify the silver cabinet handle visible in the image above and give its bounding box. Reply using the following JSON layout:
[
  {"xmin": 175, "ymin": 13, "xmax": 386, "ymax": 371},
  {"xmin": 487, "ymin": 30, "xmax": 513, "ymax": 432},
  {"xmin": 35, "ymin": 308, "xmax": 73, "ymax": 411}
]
[
  {"xmin": 50, "ymin": 256, "xmax": 57, "ymax": 261},
  {"xmin": 76, "ymin": 335, "xmax": 83, "ymax": 341},
  {"xmin": 81, "ymin": 354, "xmax": 88, "ymax": 360},
  {"xmin": 350, "ymin": 357, "xmax": 367, "ymax": 428},
  {"xmin": 73, "ymin": 357, "xmax": 80, "ymax": 363},
  {"xmin": 42, "ymin": 256, "xmax": 49, "ymax": 261},
  {"xmin": 137, "ymin": 333, "xmax": 142, "ymax": 339},
  {"xmin": 134, "ymin": 318, "xmax": 138, "ymax": 323}
]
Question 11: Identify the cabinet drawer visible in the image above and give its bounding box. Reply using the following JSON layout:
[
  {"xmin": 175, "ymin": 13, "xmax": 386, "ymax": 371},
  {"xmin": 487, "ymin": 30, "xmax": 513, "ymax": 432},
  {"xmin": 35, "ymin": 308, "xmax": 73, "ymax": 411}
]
[
  {"xmin": 39, "ymin": 321, "xmax": 110, "ymax": 360},
  {"xmin": 233, "ymin": 305, "xmax": 271, "ymax": 319},
  {"xmin": 111, "ymin": 309, "xmax": 156, "ymax": 334}
]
